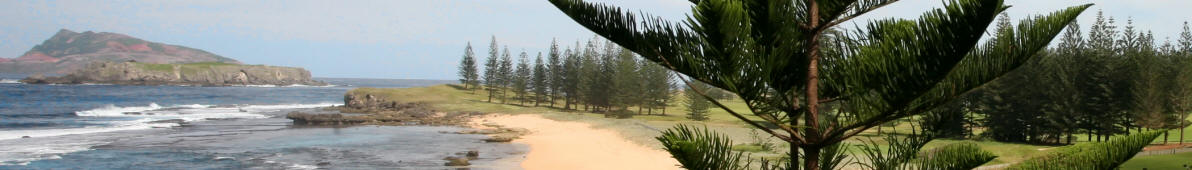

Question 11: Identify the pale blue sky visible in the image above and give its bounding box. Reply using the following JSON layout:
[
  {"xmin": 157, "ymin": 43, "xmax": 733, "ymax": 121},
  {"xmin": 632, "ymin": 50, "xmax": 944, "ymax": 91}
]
[{"xmin": 1, "ymin": 0, "xmax": 1188, "ymax": 79}]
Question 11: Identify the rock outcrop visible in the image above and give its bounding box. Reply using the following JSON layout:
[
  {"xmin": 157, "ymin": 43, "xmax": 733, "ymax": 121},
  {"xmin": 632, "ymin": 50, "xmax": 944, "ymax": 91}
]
[
  {"xmin": 20, "ymin": 61, "xmax": 326, "ymax": 86},
  {"xmin": 0, "ymin": 29, "xmax": 241, "ymax": 74},
  {"xmin": 342, "ymin": 92, "xmax": 425, "ymax": 112},
  {"xmin": 285, "ymin": 89, "xmax": 484, "ymax": 126}
]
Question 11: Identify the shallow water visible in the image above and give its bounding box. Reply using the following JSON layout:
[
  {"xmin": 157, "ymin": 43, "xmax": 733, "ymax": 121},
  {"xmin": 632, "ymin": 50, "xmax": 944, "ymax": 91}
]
[
  {"xmin": 0, "ymin": 75, "xmax": 525, "ymax": 169},
  {"xmin": 8, "ymin": 114, "xmax": 526, "ymax": 169}
]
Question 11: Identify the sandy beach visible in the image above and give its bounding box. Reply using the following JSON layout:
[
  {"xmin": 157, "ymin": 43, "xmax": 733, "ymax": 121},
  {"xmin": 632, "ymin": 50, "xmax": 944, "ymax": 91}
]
[{"xmin": 473, "ymin": 114, "xmax": 682, "ymax": 170}]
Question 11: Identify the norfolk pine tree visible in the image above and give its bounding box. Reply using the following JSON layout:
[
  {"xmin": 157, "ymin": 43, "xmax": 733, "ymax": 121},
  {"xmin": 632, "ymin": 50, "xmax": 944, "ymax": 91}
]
[
  {"xmin": 514, "ymin": 51, "xmax": 532, "ymax": 105},
  {"xmin": 533, "ymin": 52, "xmax": 549, "ymax": 106},
  {"xmin": 548, "ymin": 39, "xmax": 564, "ymax": 107},
  {"xmin": 458, "ymin": 42, "xmax": 479, "ymax": 91},
  {"xmin": 549, "ymin": 0, "xmax": 1092, "ymax": 169},
  {"xmin": 498, "ymin": 46, "xmax": 514, "ymax": 104},
  {"xmin": 483, "ymin": 37, "xmax": 500, "ymax": 102},
  {"xmin": 685, "ymin": 81, "xmax": 711, "ymax": 121}
]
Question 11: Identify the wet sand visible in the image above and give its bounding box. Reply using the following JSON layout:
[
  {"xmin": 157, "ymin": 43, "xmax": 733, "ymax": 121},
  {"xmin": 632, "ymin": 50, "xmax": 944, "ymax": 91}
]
[{"xmin": 473, "ymin": 114, "xmax": 681, "ymax": 170}]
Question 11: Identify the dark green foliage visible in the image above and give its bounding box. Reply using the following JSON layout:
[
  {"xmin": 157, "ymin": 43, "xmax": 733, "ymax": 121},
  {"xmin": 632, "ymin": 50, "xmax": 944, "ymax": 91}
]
[
  {"xmin": 1007, "ymin": 130, "xmax": 1164, "ymax": 170},
  {"xmin": 483, "ymin": 36, "xmax": 501, "ymax": 102},
  {"xmin": 514, "ymin": 51, "xmax": 532, "ymax": 105},
  {"xmin": 817, "ymin": 143, "xmax": 850, "ymax": 170},
  {"xmin": 561, "ymin": 46, "xmax": 582, "ymax": 109},
  {"xmin": 640, "ymin": 58, "xmax": 675, "ymax": 115},
  {"xmin": 611, "ymin": 46, "xmax": 641, "ymax": 110},
  {"xmin": 1181, "ymin": 22, "xmax": 1192, "ymax": 54},
  {"xmin": 532, "ymin": 52, "xmax": 549, "ymax": 106},
  {"xmin": 460, "ymin": 36, "xmax": 677, "ymax": 116},
  {"xmin": 498, "ymin": 47, "xmax": 514, "ymax": 103},
  {"xmin": 579, "ymin": 39, "xmax": 606, "ymax": 110},
  {"xmin": 968, "ymin": 11, "xmax": 1192, "ymax": 144},
  {"xmin": 657, "ymin": 125, "xmax": 749, "ymax": 170},
  {"xmin": 920, "ymin": 100, "xmax": 971, "ymax": 139},
  {"xmin": 548, "ymin": 39, "xmax": 564, "ymax": 107},
  {"xmin": 1081, "ymin": 11, "xmax": 1132, "ymax": 140},
  {"xmin": 549, "ymin": 0, "xmax": 1090, "ymax": 169},
  {"xmin": 685, "ymin": 82, "xmax": 712, "ymax": 121},
  {"xmin": 458, "ymin": 42, "xmax": 479, "ymax": 90},
  {"xmin": 856, "ymin": 134, "xmax": 933, "ymax": 170},
  {"xmin": 913, "ymin": 142, "xmax": 996, "ymax": 170}
]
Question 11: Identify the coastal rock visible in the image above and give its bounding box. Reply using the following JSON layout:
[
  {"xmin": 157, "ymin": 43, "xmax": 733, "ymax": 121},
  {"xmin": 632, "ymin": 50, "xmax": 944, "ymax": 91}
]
[
  {"xmin": 286, "ymin": 112, "xmax": 367, "ymax": 125},
  {"xmin": 20, "ymin": 61, "xmax": 327, "ymax": 86},
  {"xmin": 483, "ymin": 136, "xmax": 514, "ymax": 143},
  {"xmin": 465, "ymin": 151, "xmax": 479, "ymax": 159},
  {"xmin": 342, "ymin": 92, "xmax": 429, "ymax": 112},
  {"xmin": 443, "ymin": 156, "xmax": 471, "ymax": 166}
]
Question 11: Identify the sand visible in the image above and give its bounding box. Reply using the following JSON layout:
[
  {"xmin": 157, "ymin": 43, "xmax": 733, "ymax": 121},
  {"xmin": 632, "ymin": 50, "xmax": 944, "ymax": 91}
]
[{"xmin": 473, "ymin": 114, "xmax": 682, "ymax": 170}]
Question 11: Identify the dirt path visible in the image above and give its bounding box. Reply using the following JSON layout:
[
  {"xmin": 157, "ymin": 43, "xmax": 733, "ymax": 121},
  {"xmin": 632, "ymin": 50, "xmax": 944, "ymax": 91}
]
[{"xmin": 473, "ymin": 114, "xmax": 682, "ymax": 170}]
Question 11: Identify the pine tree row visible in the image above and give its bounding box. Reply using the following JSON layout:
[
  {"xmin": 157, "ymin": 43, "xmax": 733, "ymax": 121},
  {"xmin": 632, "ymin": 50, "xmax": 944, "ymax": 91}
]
[
  {"xmin": 925, "ymin": 12, "xmax": 1192, "ymax": 145},
  {"xmin": 458, "ymin": 36, "xmax": 676, "ymax": 117}
]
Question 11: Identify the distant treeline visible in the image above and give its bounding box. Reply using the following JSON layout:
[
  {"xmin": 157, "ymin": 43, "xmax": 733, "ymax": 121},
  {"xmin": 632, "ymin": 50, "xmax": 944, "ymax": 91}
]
[
  {"xmin": 459, "ymin": 36, "xmax": 692, "ymax": 117},
  {"xmin": 925, "ymin": 12, "xmax": 1192, "ymax": 144}
]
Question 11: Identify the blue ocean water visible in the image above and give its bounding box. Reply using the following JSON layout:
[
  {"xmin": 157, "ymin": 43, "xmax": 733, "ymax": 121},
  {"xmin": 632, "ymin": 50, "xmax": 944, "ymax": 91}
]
[
  {"xmin": 0, "ymin": 74, "xmax": 524, "ymax": 169},
  {"xmin": 0, "ymin": 73, "xmax": 448, "ymax": 131}
]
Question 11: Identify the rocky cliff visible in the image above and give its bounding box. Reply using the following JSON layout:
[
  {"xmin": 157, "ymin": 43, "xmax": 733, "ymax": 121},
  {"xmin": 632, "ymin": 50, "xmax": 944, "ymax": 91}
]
[
  {"xmin": 0, "ymin": 29, "xmax": 241, "ymax": 74},
  {"xmin": 20, "ymin": 61, "xmax": 326, "ymax": 86}
]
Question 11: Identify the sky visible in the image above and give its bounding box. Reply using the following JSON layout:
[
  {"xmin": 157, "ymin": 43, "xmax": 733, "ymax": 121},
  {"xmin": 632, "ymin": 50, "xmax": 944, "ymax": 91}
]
[{"xmin": 1, "ymin": 0, "xmax": 1189, "ymax": 80}]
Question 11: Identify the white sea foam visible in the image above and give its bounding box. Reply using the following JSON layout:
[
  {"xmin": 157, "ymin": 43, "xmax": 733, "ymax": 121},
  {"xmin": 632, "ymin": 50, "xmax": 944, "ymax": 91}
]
[
  {"xmin": 0, "ymin": 79, "xmax": 19, "ymax": 84},
  {"xmin": 0, "ymin": 102, "xmax": 341, "ymax": 165},
  {"xmin": 0, "ymin": 122, "xmax": 172, "ymax": 141},
  {"xmin": 1, "ymin": 102, "xmax": 339, "ymax": 141},
  {"xmin": 0, "ymin": 139, "xmax": 102, "ymax": 165},
  {"xmin": 287, "ymin": 163, "xmax": 319, "ymax": 170},
  {"xmin": 73, "ymin": 103, "xmax": 164, "ymax": 117}
]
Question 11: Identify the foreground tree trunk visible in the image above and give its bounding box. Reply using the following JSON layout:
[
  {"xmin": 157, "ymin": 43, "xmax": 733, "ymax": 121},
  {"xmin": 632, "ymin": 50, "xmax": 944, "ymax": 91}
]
[{"xmin": 803, "ymin": 1, "xmax": 822, "ymax": 169}]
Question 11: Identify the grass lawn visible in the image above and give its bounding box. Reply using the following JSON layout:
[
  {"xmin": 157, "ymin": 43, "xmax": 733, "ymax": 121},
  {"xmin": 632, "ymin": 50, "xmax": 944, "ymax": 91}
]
[
  {"xmin": 1120, "ymin": 151, "xmax": 1192, "ymax": 169},
  {"xmin": 352, "ymin": 84, "xmax": 1192, "ymax": 168}
]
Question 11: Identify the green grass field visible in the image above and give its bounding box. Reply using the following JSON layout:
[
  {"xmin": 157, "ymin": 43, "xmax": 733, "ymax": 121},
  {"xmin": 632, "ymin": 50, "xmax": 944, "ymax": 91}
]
[
  {"xmin": 1120, "ymin": 151, "xmax": 1192, "ymax": 169},
  {"xmin": 353, "ymin": 84, "xmax": 1192, "ymax": 168}
]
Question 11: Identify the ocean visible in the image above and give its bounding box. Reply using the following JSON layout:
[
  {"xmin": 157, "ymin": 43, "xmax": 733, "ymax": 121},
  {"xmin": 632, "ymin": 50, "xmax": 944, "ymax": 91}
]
[{"xmin": 0, "ymin": 73, "xmax": 525, "ymax": 169}]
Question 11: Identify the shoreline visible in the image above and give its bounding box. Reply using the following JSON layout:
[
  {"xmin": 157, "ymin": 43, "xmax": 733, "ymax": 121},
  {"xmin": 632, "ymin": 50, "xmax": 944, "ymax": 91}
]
[{"xmin": 469, "ymin": 114, "xmax": 681, "ymax": 170}]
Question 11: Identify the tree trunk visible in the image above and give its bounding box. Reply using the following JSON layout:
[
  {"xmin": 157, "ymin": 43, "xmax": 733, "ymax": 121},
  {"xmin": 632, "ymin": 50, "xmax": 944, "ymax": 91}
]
[
  {"xmin": 803, "ymin": 0, "xmax": 823, "ymax": 169},
  {"xmin": 803, "ymin": 146, "xmax": 821, "ymax": 170},
  {"xmin": 564, "ymin": 97, "xmax": 572, "ymax": 110},
  {"xmin": 1164, "ymin": 131, "xmax": 1169, "ymax": 144}
]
